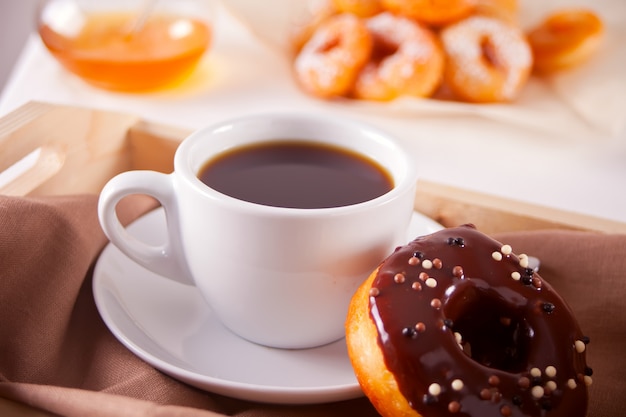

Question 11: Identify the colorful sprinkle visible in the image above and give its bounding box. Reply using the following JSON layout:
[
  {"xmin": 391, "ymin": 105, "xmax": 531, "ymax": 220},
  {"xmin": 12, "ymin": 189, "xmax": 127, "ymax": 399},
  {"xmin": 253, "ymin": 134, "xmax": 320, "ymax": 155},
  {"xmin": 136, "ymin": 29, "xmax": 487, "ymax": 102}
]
[
  {"xmin": 412, "ymin": 281, "xmax": 422, "ymax": 291},
  {"xmin": 415, "ymin": 322, "xmax": 426, "ymax": 333},
  {"xmin": 369, "ymin": 287, "xmax": 380, "ymax": 297},
  {"xmin": 452, "ymin": 265, "xmax": 464, "ymax": 278},
  {"xmin": 408, "ymin": 256, "xmax": 420, "ymax": 266},
  {"xmin": 430, "ymin": 298, "xmax": 442, "ymax": 309},
  {"xmin": 518, "ymin": 376, "xmax": 530, "ymax": 389},
  {"xmin": 531, "ymin": 386, "xmax": 544, "ymax": 399},
  {"xmin": 402, "ymin": 327, "xmax": 417, "ymax": 338},
  {"xmin": 519, "ymin": 254, "xmax": 529, "ymax": 268},
  {"xmin": 480, "ymin": 388, "xmax": 491, "ymax": 400},
  {"xmin": 423, "ymin": 394, "xmax": 437, "ymax": 405},
  {"xmin": 451, "ymin": 379, "xmax": 464, "ymax": 391},
  {"xmin": 488, "ymin": 375, "xmax": 500, "ymax": 386},
  {"xmin": 428, "ymin": 383, "xmax": 442, "ymax": 396},
  {"xmin": 448, "ymin": 401, "xmax": 461, "ymax": 413},
  {"xmin": 394, "ymin": 273, "xmax": 406, "ymax": 284},
  {"xmin": 500, "ymin": 405, "xmax": 512, "ymax": 416},
  {"xmin": 542, "ymin": 302, "xmax": 556, "ymax": 314},
  {"xmin": 419, "ymin": 272, "xmax": 429, "ymax": 281},
  {"xmin": 433, "ymin": 258, "xmax": 443, "ymax": 269}
]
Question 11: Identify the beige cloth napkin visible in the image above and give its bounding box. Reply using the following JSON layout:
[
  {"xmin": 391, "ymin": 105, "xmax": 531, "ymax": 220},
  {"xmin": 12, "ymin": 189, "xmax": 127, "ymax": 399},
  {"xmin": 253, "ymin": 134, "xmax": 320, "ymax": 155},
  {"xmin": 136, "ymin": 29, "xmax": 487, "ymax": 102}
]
[{"xmin": 0, "ymin": 194, "xmax": 624, "ymax": 417}]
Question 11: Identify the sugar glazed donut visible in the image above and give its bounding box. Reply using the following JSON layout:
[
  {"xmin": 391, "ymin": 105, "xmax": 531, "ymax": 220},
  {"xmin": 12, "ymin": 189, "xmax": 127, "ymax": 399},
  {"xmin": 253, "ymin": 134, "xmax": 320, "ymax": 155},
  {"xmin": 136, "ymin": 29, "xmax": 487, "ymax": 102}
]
[
  {"xmin": 353, "ymin": 13, "xmax": 444, "ymax": 101},
  {"xmin": 382, "ymin": 0, "xmax": 475, "ymax": 26},
  {"xmin": 332, "ymin": 0, "xmax": 383, "ymax": 17},
  {"xmin": 440, "ymin": 16, "xmax": 532, "ymax": 103},
  {"xmin": 294, "ymin": 13, "xmax": 372, "ymax": 98},
  {"xmin": 346, "ymin": 224, "xmax": 592, "ymax": 417},
  {"xmin": 527, "ymin": 9, "xmax": 604, "ymax": 74}
]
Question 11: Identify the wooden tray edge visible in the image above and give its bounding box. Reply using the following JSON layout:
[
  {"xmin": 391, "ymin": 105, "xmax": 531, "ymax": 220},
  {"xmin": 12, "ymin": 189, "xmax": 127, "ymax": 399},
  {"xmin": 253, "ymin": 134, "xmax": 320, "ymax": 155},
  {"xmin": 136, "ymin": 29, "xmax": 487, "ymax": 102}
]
[{"xmin": 2, "ymin": 101, "xmax": 624, "ymax": 235}]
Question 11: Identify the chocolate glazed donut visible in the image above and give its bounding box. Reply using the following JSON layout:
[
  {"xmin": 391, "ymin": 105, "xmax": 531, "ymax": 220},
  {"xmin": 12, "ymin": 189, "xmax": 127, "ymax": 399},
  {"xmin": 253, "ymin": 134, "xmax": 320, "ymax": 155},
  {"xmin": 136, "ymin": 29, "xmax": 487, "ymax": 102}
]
[{"xmin": 347, "ymin": 224, "xmax": 592, "ymax": 417}]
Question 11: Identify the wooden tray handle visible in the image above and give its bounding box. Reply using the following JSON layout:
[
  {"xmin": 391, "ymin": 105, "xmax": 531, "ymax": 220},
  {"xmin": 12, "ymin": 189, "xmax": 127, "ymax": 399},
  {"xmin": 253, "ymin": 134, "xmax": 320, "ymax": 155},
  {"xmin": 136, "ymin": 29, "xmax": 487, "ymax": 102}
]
[{"xmin": 0, "ymin": 102, "xmax": 186, "ymax": 196}]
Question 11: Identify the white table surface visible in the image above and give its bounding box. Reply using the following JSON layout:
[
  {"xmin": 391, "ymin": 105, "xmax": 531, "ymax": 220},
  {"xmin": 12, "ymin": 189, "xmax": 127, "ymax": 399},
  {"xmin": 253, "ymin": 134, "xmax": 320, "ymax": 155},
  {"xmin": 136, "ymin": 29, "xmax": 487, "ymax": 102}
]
[{"xmin": 1, "ymin": 1, "xmax": 625, "ymax": 224}]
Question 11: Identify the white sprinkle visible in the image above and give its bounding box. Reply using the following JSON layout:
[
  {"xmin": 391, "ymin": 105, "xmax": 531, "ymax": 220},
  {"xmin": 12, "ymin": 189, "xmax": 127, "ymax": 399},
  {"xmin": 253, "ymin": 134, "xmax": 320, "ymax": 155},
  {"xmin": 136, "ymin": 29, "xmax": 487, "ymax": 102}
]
[
  {"xmin": 531, "ymin": 385, "xmax": 544, "ymax": 399},
  {"xmin": 545, "ymin": 366, "xmax": 557, "ymax": 378},
  {"xmin": 492, "ymin": 251, "xmax": 503, "ymax": 261},
  {"xmin": 428, "ymin": 383, "xmax": 442, "ymax": 396},
  {"xmin": 584, "ymin": 376, "xmax": 593, "ymax": 386},
  {"xmin": 451, "ymin": 379, "xmax": 464, "ymax": 391},
  {"xmin": 567, "ymin": 378, "xmax": 577, "ymax": 389},
  {"xmin": 575, "ymin": 340, "xmax": 586, "ymax": 353},
  {"xmin": 511, "ymin": 271, "xmax": 521, "ymax": 281},
  {"xmin": 530, "ymin": 367, "xmax": 541, "ymax": 377},
  {"xmin": 546, "ymin": 380, "xmax": 557, "ymax": 391},
  {"xmin": 425, "ymin": 277, "xmax": 437, "ymax": 288},
  {"xmin": 454, "ymin": 332, "xmax": 463, "ymax": 344},
  {"xmin": 519, "ymin": 254, "xmax": 529, "ymax": 268},
  {"xmin": 501, "ymin": 244, "xmax": 512, "ymax": 255},
  {"xmin": 422, "ymin": 259, "xmax": 433, "ymax": 269}
]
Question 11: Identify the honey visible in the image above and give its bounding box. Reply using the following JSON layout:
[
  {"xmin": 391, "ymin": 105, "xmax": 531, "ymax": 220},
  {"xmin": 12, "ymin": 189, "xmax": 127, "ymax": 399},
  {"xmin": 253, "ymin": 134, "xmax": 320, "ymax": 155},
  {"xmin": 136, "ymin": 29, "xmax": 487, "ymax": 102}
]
[{"xmin": 39, "ymin": 12, "xmax": 211, "ymax": 91}]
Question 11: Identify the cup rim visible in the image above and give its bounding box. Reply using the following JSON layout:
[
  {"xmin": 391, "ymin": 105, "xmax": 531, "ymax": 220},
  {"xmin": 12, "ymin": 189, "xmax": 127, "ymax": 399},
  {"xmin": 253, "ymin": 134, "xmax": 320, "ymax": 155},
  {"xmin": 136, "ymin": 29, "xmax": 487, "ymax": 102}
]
[{"xmin": 175, "ymin": 112, "xmax": 417, "ymax": 216}]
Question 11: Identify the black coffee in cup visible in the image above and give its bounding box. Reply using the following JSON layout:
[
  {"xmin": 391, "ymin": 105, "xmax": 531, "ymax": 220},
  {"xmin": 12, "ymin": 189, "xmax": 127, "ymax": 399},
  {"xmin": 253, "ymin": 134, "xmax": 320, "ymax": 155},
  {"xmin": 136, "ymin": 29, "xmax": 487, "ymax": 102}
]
[{"xmin": 198, "ymin": 141, "xmax": 393, "ymax": 209}]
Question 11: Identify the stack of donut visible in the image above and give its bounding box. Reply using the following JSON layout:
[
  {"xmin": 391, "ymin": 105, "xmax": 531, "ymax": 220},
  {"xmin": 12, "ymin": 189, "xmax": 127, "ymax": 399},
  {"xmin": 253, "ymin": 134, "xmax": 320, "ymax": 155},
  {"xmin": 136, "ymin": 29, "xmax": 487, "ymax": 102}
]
[
  {"xmin": 293, "ymin": 0, "xmax": 604, "ymax": 103},
  {"xmin": 345, "ymin": 224, "xmax": 592, "ymax": 417}
]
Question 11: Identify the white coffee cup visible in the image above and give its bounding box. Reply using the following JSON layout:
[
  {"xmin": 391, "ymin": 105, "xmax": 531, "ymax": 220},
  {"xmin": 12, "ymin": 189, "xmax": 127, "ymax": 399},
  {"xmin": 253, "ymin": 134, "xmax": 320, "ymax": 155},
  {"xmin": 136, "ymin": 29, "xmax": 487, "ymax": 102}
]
[{"xmin": 98, "ymin": 113, "xmax": 417, "ymax": 349}]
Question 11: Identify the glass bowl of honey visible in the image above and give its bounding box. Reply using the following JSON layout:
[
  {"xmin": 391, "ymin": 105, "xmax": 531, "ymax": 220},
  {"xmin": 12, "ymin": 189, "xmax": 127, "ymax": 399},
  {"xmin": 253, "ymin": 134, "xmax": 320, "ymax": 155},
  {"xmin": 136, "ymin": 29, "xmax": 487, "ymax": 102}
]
[{"xmin": 37, "ymin": 0, "xmax": 213, "ymax": 91}]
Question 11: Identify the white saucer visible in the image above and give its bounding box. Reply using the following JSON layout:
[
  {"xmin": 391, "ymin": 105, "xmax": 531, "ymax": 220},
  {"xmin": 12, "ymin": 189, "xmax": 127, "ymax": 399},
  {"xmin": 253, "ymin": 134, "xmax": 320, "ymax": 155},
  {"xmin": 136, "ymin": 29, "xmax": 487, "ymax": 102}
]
[{"xmin": 93, "ymin": 208, "xmax": 442, "ymax": 404}]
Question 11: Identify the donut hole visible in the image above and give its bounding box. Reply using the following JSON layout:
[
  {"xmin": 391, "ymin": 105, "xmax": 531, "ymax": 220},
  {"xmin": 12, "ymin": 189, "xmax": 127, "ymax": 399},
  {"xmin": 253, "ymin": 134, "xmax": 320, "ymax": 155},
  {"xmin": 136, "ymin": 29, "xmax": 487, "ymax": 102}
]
[
  {"xmin": 318, "ymin": 36, "xmax": 341, "ymax": 54},
  {"xmin": 370, "ymin": 35, "xmax": 399, "ymax": 63},
  {"xmin": 445, "ymin": 286, "xmax": 532, "ymax": 373},
  {"xmin": 480, "ymin": 37, "xmax": 501, "ymax": 69}
]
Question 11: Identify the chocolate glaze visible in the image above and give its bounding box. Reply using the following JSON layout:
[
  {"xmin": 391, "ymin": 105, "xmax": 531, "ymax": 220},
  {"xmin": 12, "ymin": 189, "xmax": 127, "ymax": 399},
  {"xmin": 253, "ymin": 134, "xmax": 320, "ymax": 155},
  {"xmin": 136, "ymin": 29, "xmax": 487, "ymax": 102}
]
[{"xmin": 370, "ymin": 224, "xmax": 590, "ymax": 417}]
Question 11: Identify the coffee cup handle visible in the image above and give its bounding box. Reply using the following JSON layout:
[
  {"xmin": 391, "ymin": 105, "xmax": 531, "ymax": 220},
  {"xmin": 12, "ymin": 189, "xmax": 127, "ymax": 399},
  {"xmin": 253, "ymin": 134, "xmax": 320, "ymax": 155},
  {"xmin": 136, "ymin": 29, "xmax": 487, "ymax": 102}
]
[{"xmin": 98, "ymin": 170, "xmax": 194, "ymax": 285}]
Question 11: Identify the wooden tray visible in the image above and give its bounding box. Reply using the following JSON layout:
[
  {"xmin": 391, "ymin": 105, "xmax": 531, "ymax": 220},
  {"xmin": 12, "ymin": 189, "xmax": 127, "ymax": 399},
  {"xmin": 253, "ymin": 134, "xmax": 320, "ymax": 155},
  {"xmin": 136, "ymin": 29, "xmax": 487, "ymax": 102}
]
[
  {"xmin": 2, "ymin": 101, "xmax": 624, "ymax": 234},
  {"xmin": 1, "ymin": 102, "xmax": 625, "ymax": 416}
]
